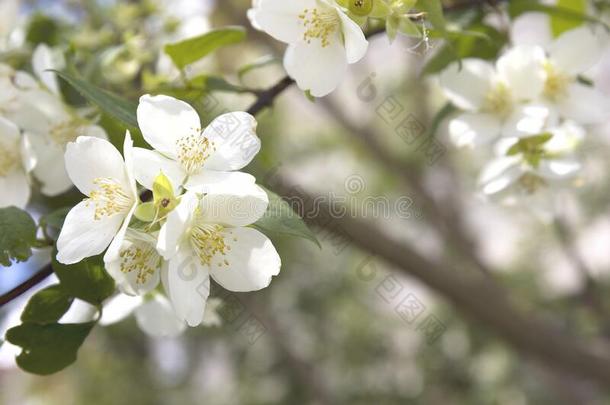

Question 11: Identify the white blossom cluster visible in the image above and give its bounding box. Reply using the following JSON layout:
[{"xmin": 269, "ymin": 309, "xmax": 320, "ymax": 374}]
[{"xmin": 439, "ymin": 19, "xmax": 610, "ymax": 207}]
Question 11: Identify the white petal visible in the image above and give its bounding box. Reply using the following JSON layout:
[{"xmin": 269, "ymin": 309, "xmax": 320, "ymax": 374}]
[
  {"xmin": 29, "ymin": 134, "xmax": 72, "ymax": 196},
  {"xmin": 20, "ymin": 133, "xmax": 37, "ymax": 173},
  {"xmin": 510, "ymin": 12, "xmax": 552, "ymax": 47},
  {"xmin": 157, "ymin": 192, "xmax": 198, "ymax": 260},
  {"xmin": 32, "ymin": 44, "xmax": 63, "ymax": 95},
  {"xmin": 185, "ymin": 170, "xmax": 256, "ymax": 192},
  {"xmin": 248, "ymin": 0, "xmax": 313, "ymax": 43},
  {"xmin": 165, "ymin": 246, "xmax": 209, "ymax": 327},
  {"xmin": 202, "ymin": 112, "xmax": 260, "ymax": 171},
  {"xmin": 538, "ymin": 159, "xmax": 581, "ymax": 180},
  {"xmin": 200, "ymin": 182, "xmax": 269, "ymax": 227},
  {"xmin": 558, "ymin": 83, "xmax": 610, "ymax": 125},
  {"xmin": 58, "ymin": 299, "xmax": 98, "ymax": 324},
  {"xmin": 137, "ymin": 94, "xmax": 201, "ymax": 157},
  {"xmin": 122, "ymin": 131, "xmax": 137, "ymax": 199},
  {"xmin": 338, "ymin": 9, "xmax": 368, "ymax": 64},
  {"xmin": 283, "ymin": 38, "xmax": 348, "ymax": 97},
  {"xmin": 132, "ymin": 147, "xmax": 185, "ymax": 192},
  {"xmin": 56, "ymin": 200, "xmax": 125, "ymax": 264},
  {"xmin": 0, "ymin": 115, "xmax": 19, "ymax": 142},
  {"xmin": 103, "ymin": 204, "xmax": 136, "ymax": 263},
  {"xmin": 439, "ymin": 59, "xmax": 495, "ymax": 110},
  {"xmin": 548, "ymin": 26, "xmax": 603, "ymax": 75},
  {"xmin": 478, "ymin": 157, "xmax": 523, "ymax": 195},
  {"xmin": 134, "ymin": 294, "xmax": 186, "ymax": 337},
  {"xmin": 448, "ymin": 113, "xmax": 501, "ymax": 148},
  {"xmin": 496, "ymin": 45, "xmax": 545, "ymax": 100},
  {"xmin": 99, "ymin": 294, "xmax": 143, "ymax": 326},
  {"xmin": 64, "ymin": 136, "xmax": 130, "ymax": 196},
  {"xmin": 502, "ymin": 103, "xmax": 559, "ymax": 138},
  {"xmin": 210, "ymin": 227, "xmax": 280, "ymax": 292},
  {"xmin": 0, "ymin": 169, "xmax": 30, "ymax": 209}
]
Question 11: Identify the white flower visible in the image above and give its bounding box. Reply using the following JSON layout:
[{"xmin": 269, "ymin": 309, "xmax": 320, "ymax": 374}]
[
  {"xmin": 440, "ymin": 47, "xmax": 547, "ymax": 147},
  {"xmin": 157, "ymin": 186, "xmax": 280, "ymax": 326},
  {"xmin": 0, "ymin": 63, "xmax": 39, "ymax": 114},
  {"xmin": 99, "ymin": 294, "xmax": 187, "ymax": 338},
  {"xmin": 31, "ymin": 44, "xmax": 65, "ymax": 95},
  {"xmin": 248, "ymin": 0, "xmax": 368, "ymax": 97},
  {"xmin": 104, "ymin": 229, "xmax": 163, "ymax": 296},
  {"xmin": 478, "ymin": 121, "xmax": 584, "ymax": 198},
  {"xmin": 56, "ymin": 133, "xmax": 138, "ymax": 265},
  {"xmin": 0, "ymin": 116, "xmax": 36, "ymax": 208},
  {"xmin": 133, "ymin": 94, "xmax": 260, "ymax": 192}
]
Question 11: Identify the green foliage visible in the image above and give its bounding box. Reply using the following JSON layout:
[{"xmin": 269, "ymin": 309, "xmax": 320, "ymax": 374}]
[
  {"xmin": 253, "ymin": 187, "xmax": 320, "ymax": 248},
  {"xmin": 238, "ymin": 55, "xmax": 280, "ymax": 82},
  {"xmin": 164, "ymin": 26, "xmax": 246, "ymax": 69},
  {"xmin": 416, "ymin": 0, "xmax": 447, "ymax": 35},
  {"xmin": 551, "ymin": 0, "xmax": 587, "ymax": 36},
  {"xmin": 52, "ymin": 255, "xmax": 115, "ymax": 305},
  {"xmin": 21, "ymin": 285, "xmax": 74, "ymax": 324},
  {"xmin": 506, "ymin": 133, "xmax": 554, "ymax": 168},
  {"xmin": 6, "ymin": 322, "xmax": 95, "ymax": 375},
  {"xmin": 26, "ymin": 13, "xmax": 61, "ymax": 46},
  {"xmin": 0, "ymin": 207, "xmax": 38, "ymax": 266},
  {"xmin": 508, "ymin": 0, "xmax": 609, "ymax": 31},
  {"xmin": 53, "ymin": 70, "xmax": 139, "ymax": 128}
]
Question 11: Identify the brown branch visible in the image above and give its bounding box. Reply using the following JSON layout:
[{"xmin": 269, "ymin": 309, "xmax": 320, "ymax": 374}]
[
  {"xmin": 0, "ymin": 264, "xmax": 53, "ymax": 306},
  {"xmin": 267, "ymin": 174, "xmax": 610, "ymax": 388}
]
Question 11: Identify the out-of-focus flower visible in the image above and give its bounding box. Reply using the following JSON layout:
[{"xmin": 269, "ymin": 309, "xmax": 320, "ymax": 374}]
[
  {"xmin": 0, "ymin": 116, "xmax": 36, "ymax": 208},
  {"xmin": 248, "ymin": 0, "xmax": 368, "ymax": 97},
  {"xmin": 478, "ymin": 121, "xmax": 584, "ymax": 198},
  {"xmin": 56, "ymin": 134, "xmax": 138, "ymax": 265},
  {"xmin": 157, "ymin": 188, "xmax": 279, "ymax": 326},
  {"xmin": 133, "ymin": 95, "xmax": 261, "ymax": 192}
]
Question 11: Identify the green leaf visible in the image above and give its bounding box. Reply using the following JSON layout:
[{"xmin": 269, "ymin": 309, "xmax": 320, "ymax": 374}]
[
  {"xmin": 370, "ymin": 0, "xmax": 392, "ymax": 18},
  {"xmin": 252, "ymin": 187, "xmax": 320, "ymax": 248},
  {"xmin": 26, "ymin": 13, "xmax": 61, "ymax": 46},
  {"xmin": 417, "ymin": 0, "xmax": 447, "ymax": 35},
  {"xmin": 0, "ymin": 207, "xmax": 37, "ymax": 266},
  {"xmin": 53, "ymin": 70, "xmax": 138, "ymax": 128},
  {"xmin": 6, "ymin": 322, "xmax": 94, "ymax": 375},
  {"xmin": 508, "ymin": 0, "xmax": 609, "ymax": 31},
  {"xmin": 164, "ymin": 26, "xmax": 246, "ymax": 69},
  {"xmin": 52, "ymin": 254, "xmax": 115, "ymax": 305},
  {"xmin": 42, "ymin": 207, "xmax": 71, "ymax": 231},
  {"xmin": 21, "ymin": 285, "xmax": 74, "ymax": 324},
  {"xmin": 551, "ymin": 0, "xmax": 587, "ymax": 36}
]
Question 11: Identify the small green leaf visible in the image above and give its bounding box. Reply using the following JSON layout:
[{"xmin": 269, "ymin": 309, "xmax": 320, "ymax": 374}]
[
  {"xmin": 253, "ymin": 187, "xmax": 320, "ymax": 248},
  {"xmin": 0, "ymin": 207, "xmax": 37, "ymax": 266},
  {"xmin": 134, "ymin": 202, "xmax": 156, "ymax": 222},
  {"xmin": 164, "ymin": 26, "xmax": 246, "ymax": 69},
  {"xmin": 417, "ymin": 0, "xmax": 447, "ymax": 36},
  {"xmin": 21, "ymin": 285, "xmax": 74, "ymax": 324},
  {"xmin": 551, "ymin": 0, "xmax": 587, "ymax": 36},
  {"xmin": 508, "ymin": 0, "xmax": 609, "ymax": 31},
  {"xmin": 370, "ymin": 0, "xmax": 392, "ymax": 18},
  {"xmin": 6, "ymin": 322, "xmax": 94, "ymax": 375},
  {"xmin": 52, "ymin": 254, "xmax": 115, "ymax": 305},
  {"xmin": 53, "ymin": 70, "xmax": 138, "ymax": 128}
]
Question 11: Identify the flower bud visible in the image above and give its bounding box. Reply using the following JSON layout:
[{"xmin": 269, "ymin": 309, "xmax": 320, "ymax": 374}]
[{"xmin": 348, "ymin": 0, "xmax": 374, "ymax": 16}]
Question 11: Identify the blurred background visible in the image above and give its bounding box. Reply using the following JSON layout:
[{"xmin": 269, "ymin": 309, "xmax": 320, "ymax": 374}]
[{"xmin": 2, "ymin": 0, "xmax": 610, "ymax": 403}]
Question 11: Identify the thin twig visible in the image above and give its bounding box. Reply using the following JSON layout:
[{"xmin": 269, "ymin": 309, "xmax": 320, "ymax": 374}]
[{"xmin": 0, "ymin": 265, "xmax": 53, "ymax": 306}]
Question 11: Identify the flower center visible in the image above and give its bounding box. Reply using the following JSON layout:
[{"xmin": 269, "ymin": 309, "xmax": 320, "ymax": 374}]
[
  {"xmin": 176, "ymin": 130, "xmax": 214, "ymax": 175},
  {"xmin": 50, "ymin": 119, "xmax": 85, "ymax": 146},
  {"xmin": 484, "ymin": 83, "xmax": 512, "ymax": 117},
  {"xmin": 517, "ymin": 172, "xmax": 547, "ymax": 194},
  {"xmin": 190, "ymin": 222, "xmax": 229, "ymax": 267},
  {"xmin": 298, "ymin": 7, "xmax": 340, "ymax": 48},
  {"xmin": 0, "ymin": 142, "xmax": 19, "ymax": 176},
  {"xmin": 119, "ymin": 241, "xmax": 160, "ymax": 285},
  {"xmin": 543, "ymin": 62, "xmax": 570, "ymax": 101},
  {"xmin": 87, "ymin": 177, "xmax": 133, "ymax": 220}
]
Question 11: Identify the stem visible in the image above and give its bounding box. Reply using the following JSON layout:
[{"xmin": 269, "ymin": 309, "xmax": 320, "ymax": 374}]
[{"xmin": 0, "ymin": 265, "xmax": 54, "ymax": 306}]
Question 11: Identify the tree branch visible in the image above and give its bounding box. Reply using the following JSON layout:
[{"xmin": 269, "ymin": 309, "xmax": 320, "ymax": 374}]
[{"xmin": 0, "ymin": 265, "xmax": 53, "ymax": 306}]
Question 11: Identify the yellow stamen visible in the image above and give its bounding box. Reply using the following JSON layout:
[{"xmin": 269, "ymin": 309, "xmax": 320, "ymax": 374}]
[
  {"xmin": 86, "ymin": 177, "xmax": 132, "ymax": 220},
  {"xmin": 543, "ymin": 62, "xmax": 570, "ymax": 101},
  {"xmin": 176, "ymin": 129, "xmax": 214, "ymax": 175},
  {"xmin": 484, "ymin": 83, "xmax": 512, "ymax": 117},
  {"xmin": 0, "ymin": 143, "xmax": 18, "ymax": 176},
  {"xmin": 298, "ymin": 7, "xmax": 340, "ymax": 48},
  {"xmin": 190, "ymin": 221, "xmax": 228, "ymax": 267},
  {"xmin": 119, "ymin": 242, "xmax": 159, "ymax": 285}
]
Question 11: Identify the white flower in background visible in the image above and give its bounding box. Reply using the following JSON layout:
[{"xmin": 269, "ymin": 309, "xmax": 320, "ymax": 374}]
[
  {"xmin": 10, "ymin": 44, "xmax": 106, "ymax": 196},
  {"xmin": 0, "ymin": 116, "xmax": 36, "ymax": 208},
  {"xmin": 104, "ymin": 229, "xmax": 163, "ymax": 296},
  {"xmin": 157, "ymin": 186, "xmax": 280, "ymax": 326},
  {"xmin": 0, "ymin": 63, "xmax": 39, "ymax": 114},
  {"xmin": 133, "ymin": 95, "xmax": 260, "ymax": 192},
  {"xmin": 56, "ymin": 133, "xmax": 138, "ymax": 265},
  {"xmin": 0, "ymin": 0, "xmax": 21, "ymax": 51},
  {"xmin": 478, "ymin": 121, "xmax": 584, "ymax": 198},
  {"xmin": 439, "ymin": 47, "xmax": 547, "ymax": 148},
  {"xmin": 248, "ymin": 0, "xmax": 368, "ymax": 97}
]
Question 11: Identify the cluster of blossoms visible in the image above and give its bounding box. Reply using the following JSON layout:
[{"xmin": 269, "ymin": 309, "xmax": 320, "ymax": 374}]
[
  {"xmin": 0, "ymin": 44, "xmax": 107, "ymax": 209},
  {"xmin": 55, "ymin": 95, "xmax": 281, "ymax": 333},
  {"xmin": 439, "ymin": 23, "xmax": 609, "ymax": 207}
]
